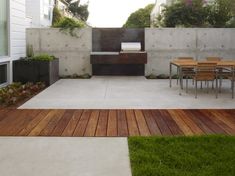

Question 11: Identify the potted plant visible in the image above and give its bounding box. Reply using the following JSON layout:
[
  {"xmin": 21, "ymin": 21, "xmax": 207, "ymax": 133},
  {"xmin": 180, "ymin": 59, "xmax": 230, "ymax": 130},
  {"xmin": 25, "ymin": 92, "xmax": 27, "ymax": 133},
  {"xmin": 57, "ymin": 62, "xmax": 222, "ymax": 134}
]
[{"xmin": 13, "ymin": 49, "xmax": 59, "ymax": 86}]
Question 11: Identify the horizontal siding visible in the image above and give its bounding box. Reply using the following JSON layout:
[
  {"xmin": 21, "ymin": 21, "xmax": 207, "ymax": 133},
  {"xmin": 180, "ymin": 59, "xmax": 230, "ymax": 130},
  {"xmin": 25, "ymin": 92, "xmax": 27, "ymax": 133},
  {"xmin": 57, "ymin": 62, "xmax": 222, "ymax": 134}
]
[
  {"xmin": 12, "ymin": 39, "xmax": 26, "ymax": 47},
  {"xmin": 11, "ymin": 0, "xmax": 25, "ymax": 10},
  {"xmin": 11, "ymin": 24, "xmax": 26, "ymax": 32},
  {"xmin": 10, "ymin": 0, "xmax": 26, "ymax": 60},
  {"xmin": 11, "ymin": 8, "xmax": 25, "ymax": 18}
]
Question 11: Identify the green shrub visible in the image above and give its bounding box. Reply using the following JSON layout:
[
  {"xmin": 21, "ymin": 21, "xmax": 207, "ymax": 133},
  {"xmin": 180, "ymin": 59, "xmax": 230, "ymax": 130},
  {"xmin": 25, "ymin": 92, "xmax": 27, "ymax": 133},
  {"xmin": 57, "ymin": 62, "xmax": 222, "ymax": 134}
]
[
  {"xmin": 60, "ymin": 73, "xmax": 91, "ymax": 79},
  {"xmin": 53, "ymin": 17, "xmax": 85, "ymax": 29},
  {"xmin": 31, "ymin": 54, "xmax": 55, "ymax": 61},
  {"xmin": 0, "ymin": 82, "xmax": 45, "ymax": 106},
  {"xmin": 53, "ymin": 17, "xmax": 85, "ymax": 37}
]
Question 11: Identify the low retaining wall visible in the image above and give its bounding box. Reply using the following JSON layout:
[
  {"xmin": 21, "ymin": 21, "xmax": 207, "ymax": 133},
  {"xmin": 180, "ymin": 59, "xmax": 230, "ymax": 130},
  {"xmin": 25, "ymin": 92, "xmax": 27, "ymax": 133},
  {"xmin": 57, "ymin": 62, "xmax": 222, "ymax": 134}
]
[
  {"xmin": 27, "ymin": 28, "xmax": 235, "ymax": 76},
  {"xmin": 26, "ymin": 28, "xmax": 92, "ymax": 76}
]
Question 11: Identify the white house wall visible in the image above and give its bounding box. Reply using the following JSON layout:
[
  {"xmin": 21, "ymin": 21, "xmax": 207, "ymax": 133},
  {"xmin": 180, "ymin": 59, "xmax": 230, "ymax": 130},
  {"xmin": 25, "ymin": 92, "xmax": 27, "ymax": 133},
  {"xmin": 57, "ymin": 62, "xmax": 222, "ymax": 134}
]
[
  {"xmin": 26, "ymin": 0, "xmax": 54, "ymax": 27},
  {"xmin": 26, "ymin": 0, "xmax": 40, "ymax": 27},
  {"xmin": 2, "ymin": 0, "xmax": 27, "ymax": 83},
  {"xmin": 40, "ymin": 0, "xmax": 54, "ymax": 27},
  {"xmin": 10, "ymin": 0, "xmax": 26, "ymax": 60}
]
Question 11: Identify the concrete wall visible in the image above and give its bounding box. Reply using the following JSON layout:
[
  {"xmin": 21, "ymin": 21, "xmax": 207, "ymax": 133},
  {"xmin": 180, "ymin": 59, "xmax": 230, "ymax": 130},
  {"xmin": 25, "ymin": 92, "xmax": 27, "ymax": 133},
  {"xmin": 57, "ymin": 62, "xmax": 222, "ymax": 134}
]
[
  {"xmin": 27, "ymin": 28, "xmax": 235, "ymax": 76},
  {"xmin": 27, "ymin": 28, "xmax": 92, "ymax": 76},
  {"xmin": 145, "ymin": 28, "xmax": 235, "ymax": 75}
]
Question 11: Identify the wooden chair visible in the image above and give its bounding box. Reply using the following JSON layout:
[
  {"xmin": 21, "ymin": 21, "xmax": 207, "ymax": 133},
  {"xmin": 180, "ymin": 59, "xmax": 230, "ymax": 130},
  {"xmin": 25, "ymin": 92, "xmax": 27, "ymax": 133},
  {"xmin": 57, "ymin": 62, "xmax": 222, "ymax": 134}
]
[
  {"xmin": 206, "ymin": 57, "xmax": 222, "ymax": 61},
  {"xmin": 206, "ymin": 57, "xmax": 223, "ymax": 89},
  {"xmin": 176, "ymin": 57, "xmax": 194, "ymax": 87},
  {"xmin": 177, "ymin": 57, "xmax": 194, "ymax": 61},
  {"xmin": 191, "ymin": 62, "xmax": 218, "ymax": 98},
  {"xmin": 218, "ymin": 67, "xmax": 235, "ymax": 99}
]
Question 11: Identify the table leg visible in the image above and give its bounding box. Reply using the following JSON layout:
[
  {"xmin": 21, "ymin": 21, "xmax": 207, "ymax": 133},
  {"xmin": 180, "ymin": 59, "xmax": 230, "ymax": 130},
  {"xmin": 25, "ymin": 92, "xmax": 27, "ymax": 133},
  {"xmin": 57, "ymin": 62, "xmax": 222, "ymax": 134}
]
[
  {"xmin": 169, "ymin": 63, "xmax": 172, "ymax": 88},
  {"xmin": 216, "ymin": 72, "xmax": 218, "ymax": 99},
  {"xmin": 179, "ymin": 67, "xmax": 182, "ymax": 95},
  {"xmin": 232, "ymin": 68, "xmax": 234, "ymax": 99},
  {"xmin": 180, "ymin": 68, "xmax": 183, "ymax": 90}
]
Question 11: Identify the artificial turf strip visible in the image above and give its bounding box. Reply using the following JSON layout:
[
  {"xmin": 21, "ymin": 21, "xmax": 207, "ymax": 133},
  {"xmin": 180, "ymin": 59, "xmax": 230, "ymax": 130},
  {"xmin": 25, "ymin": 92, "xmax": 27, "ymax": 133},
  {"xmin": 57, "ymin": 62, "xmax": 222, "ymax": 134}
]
[{"xmin": 128, "ymin": 136, "xmax": 235, "ymax": 176}]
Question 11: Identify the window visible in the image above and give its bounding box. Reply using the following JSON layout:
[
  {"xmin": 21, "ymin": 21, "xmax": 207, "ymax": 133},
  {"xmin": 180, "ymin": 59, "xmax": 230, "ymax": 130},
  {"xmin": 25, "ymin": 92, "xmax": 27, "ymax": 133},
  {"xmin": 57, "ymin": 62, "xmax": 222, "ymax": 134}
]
[
  {"xmin": 0, "ymin": 63, "xmax": 8, "ymax": 85},
  {"xmin": 159, "ymin": 4, "xmax": 165, "ymax": 14},
  {"xmin": 44, "ymin": 6, "xmax": 50, "ymax": 19},
  {"xmin": 0, "ymin": 0, "xmax": 8, "ymax": 57},
  {"xmin": 44, "ymin": 0, "xmax": 52, "ymax": 20}
]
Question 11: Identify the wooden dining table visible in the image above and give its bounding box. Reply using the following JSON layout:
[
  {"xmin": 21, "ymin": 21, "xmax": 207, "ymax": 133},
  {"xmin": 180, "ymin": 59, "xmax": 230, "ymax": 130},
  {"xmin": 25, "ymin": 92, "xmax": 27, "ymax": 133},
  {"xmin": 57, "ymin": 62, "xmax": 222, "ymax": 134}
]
[{"xmin": 169, "ymin": 60, "xmax": 235, "ymax": 95}]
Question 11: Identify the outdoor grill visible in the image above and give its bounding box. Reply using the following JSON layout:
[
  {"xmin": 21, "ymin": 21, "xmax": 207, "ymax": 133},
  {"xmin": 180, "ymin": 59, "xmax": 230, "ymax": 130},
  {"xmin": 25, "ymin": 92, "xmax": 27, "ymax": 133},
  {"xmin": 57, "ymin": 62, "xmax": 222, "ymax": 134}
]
[
  {"xmin": 90, "ymin": 28, "xmax": 147, "ymax": 76},
  {"xmin": 121, "ymin": 42, "xmax": 141, "ymax": 52}
]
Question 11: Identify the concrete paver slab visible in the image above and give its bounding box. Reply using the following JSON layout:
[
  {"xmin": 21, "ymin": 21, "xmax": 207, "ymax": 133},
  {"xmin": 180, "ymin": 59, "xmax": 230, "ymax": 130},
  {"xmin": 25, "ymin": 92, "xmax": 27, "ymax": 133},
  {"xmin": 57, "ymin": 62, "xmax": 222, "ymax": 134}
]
[{"xmin": 0, "ymin": 137, "xmax": 131, "ymax": 176}]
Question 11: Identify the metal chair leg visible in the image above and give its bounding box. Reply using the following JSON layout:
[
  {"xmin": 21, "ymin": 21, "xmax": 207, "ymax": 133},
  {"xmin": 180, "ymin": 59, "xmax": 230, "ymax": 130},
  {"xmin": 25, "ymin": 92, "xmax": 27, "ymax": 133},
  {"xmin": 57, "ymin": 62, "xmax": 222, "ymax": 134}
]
[
  {"xmin": 195, "ymin": 80, "xmax": 197, "ymax": 98},
  {"xmin": 180, "ymin": 75, "xmax": 184, "ymax": 90},
  {"xmin": 232, "ymin": 80, "xmax": 234, "ymax": 99},
  {"xmin": 232, "ymin": 79, "xmax": 234, "ymax": 99},
  {"xmin": 216, "ymin": 77, "xmax": 218, "ymax": 99},
  {"xmin": 219, "ymin": 76, "xmax": 222, "ymax": 93},
  {"xmin": 177, "ymin": 68, "xmax": 179, "ymax": 85},
  {"xmin": 186, "ymin": 77, "xmax": 188, "ymax": 93}
]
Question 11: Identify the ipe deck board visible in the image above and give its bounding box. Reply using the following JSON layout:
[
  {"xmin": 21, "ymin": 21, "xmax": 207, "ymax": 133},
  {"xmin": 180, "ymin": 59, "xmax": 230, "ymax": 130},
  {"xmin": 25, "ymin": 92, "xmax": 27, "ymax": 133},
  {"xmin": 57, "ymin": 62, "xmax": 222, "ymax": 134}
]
[{"xmin": 0, "ymin": 109, "xmax": 234, "ymax": 137}]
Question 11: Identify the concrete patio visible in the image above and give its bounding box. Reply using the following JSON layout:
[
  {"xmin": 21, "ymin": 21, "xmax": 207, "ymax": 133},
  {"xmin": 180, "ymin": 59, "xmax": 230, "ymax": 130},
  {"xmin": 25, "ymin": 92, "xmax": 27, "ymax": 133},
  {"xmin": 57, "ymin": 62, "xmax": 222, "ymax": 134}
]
[
  {"xmin": 20, "ymin": 76, "xmax": 235, "ymax": 109},
  {"xmin": 0, "ymin": 137, "xmax": 131, "ymax": 176}
]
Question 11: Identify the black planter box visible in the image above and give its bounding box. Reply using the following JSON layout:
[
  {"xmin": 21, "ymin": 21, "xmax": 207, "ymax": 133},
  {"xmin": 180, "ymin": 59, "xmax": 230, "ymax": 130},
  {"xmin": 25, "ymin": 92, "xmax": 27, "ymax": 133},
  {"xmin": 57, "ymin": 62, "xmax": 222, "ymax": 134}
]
[{"xmin": 13, "ymin": 58, "xmax": 59, "ymax": 86}]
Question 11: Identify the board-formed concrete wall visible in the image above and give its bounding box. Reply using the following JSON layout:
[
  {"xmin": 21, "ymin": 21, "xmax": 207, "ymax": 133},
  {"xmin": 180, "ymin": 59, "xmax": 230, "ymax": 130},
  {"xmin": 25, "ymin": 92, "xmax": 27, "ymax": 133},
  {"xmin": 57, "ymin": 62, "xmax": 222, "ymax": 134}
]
[
  {"xmin": 145, "ymin": 28, "xmax": 235, "ymax": 75},
  {"xmin": 26, "ymin": 28, "xmax": 92, "ymax": 76}
]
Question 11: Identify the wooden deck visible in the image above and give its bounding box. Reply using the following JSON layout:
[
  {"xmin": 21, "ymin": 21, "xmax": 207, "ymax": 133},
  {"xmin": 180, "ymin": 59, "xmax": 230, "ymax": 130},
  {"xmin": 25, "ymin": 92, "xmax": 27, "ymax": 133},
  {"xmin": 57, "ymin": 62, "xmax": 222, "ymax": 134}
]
[{"xmin": 0, "ymin": 109, "xmax": 235, "ymax": 136}]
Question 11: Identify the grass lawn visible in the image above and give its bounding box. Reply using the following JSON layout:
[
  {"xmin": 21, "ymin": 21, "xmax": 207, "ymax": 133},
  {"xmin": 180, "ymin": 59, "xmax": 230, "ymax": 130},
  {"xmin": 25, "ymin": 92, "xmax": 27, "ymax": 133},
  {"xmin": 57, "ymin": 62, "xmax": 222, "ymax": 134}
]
[{"xmin": 128, "ymin": 136, "xmax": 235, "ymax": 176}]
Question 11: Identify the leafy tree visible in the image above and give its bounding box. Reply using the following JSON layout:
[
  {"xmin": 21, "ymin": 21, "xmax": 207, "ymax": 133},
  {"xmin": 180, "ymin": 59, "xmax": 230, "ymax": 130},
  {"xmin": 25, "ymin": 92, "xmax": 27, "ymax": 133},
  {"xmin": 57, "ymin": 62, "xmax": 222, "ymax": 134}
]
[
  {"xmin": 66, "ymin": 0, "xmax": 89, "ymax": 21},
  {"xmin": 207, "ymin": 0, "xmax": 234, "ymax": 27},
  {"xmin": 156, "ymin": 0, "xmax": 235, "ymax": 28},
  {"xmin": 159, "ymin": 0, "xmax": 210, "ymax": 27},
  {"xmin": 123, "ymin": 4, "xmax": 154, "ymax": 28},
  {"xmin": 52, "ymin": 7, "xmax": 63, "ymax": 26},
  {"xmin": 225, "ymin": 0, "xmax": 235, "ymax": 27}
]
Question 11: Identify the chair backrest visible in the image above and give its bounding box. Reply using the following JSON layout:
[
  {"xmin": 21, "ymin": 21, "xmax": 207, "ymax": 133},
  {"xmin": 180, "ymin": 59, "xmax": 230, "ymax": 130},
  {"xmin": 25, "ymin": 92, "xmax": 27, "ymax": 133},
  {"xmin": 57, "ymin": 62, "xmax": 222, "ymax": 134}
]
[
  {"xmin": 206, "ymin": 57, "xmax": 222, "ymax": 61},
  {"xmin": 196, "ymin": 62, "xmax": 217, "ymax": 78},
  {"xmin": 177, "ymin": 57, "xmax": 194, "ymax": 61}
]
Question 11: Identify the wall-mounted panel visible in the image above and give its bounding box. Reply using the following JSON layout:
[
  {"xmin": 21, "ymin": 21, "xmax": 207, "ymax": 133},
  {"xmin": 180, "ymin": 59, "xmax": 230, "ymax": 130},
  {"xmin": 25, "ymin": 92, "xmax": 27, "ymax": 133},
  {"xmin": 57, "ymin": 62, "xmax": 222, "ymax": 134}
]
[{"xmin": 92, "ymin": 28, "xmax": 145, "ymax": 52}]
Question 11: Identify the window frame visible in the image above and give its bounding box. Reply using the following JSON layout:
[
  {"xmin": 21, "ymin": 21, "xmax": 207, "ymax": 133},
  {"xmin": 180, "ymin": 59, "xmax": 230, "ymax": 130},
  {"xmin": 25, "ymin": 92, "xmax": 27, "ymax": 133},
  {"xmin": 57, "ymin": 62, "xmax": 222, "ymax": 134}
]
[
  {"xmin": 0, "ymin": 62, "xmax": 9, "ymax": 87},
  {"xmin": 0, "ymin": 0, "xmax": 10, "ymax": 87},
  {"xmin": 0, "ymin": 0, "xmax": 10, "ymax": 60}
]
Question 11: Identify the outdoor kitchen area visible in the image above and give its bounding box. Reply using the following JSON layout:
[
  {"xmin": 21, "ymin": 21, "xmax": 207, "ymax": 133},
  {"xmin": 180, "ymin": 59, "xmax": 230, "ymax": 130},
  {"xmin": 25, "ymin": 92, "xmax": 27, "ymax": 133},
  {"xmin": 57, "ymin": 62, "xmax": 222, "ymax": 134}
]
[{"xmin": 90, "ymin": 28, "xmax": 147, "ymax": 76}]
